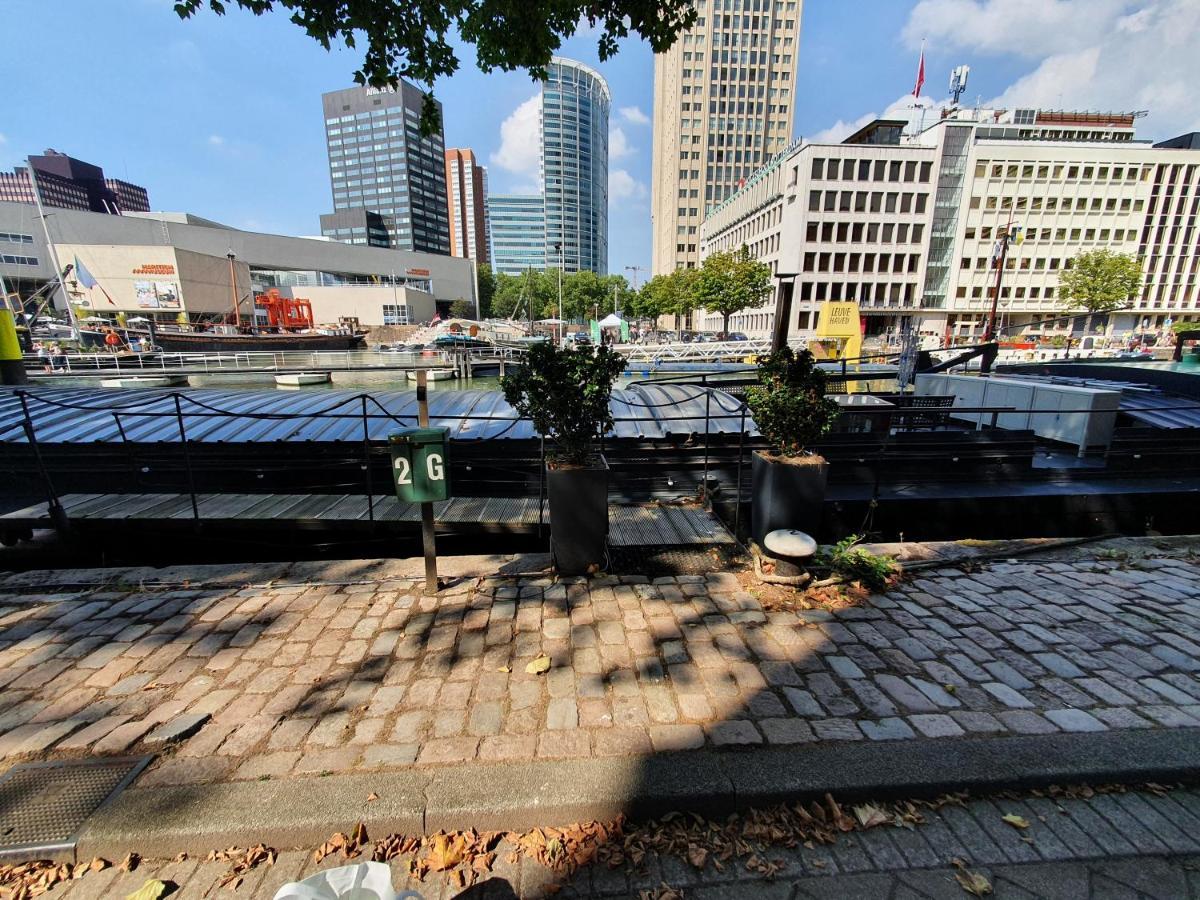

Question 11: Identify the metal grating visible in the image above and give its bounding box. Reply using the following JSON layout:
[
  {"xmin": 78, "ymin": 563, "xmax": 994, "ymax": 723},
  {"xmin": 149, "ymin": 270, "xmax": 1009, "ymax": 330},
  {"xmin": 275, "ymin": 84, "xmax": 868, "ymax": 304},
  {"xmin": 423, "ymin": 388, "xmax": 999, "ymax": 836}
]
[{"xmin": 0, "ymin": 756, "xmax": 151, "ymax": 860}]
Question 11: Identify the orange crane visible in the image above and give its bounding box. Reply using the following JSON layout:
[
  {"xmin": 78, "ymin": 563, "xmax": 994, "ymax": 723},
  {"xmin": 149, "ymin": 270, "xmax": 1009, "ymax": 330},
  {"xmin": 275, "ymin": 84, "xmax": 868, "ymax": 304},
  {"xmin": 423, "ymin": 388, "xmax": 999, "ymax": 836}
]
[{"xmin": 254, "ymin": 289, "xmax": 315, "ymax": 332}]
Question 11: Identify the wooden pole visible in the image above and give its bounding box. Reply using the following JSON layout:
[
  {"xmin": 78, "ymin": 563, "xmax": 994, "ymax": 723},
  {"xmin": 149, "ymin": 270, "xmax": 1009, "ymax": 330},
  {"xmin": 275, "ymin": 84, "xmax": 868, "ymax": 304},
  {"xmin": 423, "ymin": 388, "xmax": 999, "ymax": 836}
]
[
  {"xmin": 227, "ymin": 252, "xmax": 241, "ymax": 328},
  {"xmin": 416, "ymin": 369, "xmax": 438, "ymax": 595}
]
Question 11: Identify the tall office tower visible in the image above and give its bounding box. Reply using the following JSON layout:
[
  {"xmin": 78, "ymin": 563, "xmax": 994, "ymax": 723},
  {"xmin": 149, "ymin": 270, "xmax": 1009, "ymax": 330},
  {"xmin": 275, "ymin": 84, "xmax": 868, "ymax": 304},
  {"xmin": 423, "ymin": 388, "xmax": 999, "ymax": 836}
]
[
  {"xmin": 488, "ymin": 194, "xmax": 546, "ymax": 277},
  {"xmin": 485, "ymin": 57, "xmax": 610, "ymax": 277},
  {"xmin": 542, "ymin": 58, "xmax": 610, "ymax": 275},
  {"xmin": 444, "ymin": 148, "xmax": 489, "ymax": 264},
  {"xmin": 0, "ymin": 149, "xmax": 150, "ymax": 213},
  {"xmin": 651, "ymin": 0, "xmax": 803, "ymax": 275},
  {"xmin": 319, "ymin": 82, "xmax": 451, "ymax": 254}
]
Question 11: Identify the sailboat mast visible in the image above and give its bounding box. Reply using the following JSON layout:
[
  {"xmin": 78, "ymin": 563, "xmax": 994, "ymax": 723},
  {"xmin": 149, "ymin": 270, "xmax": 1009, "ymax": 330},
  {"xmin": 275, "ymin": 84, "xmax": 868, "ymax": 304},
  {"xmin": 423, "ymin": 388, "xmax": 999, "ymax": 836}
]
[{"xmin": 28, "ymin": 160, "xmax": 77, "ymax": 338}]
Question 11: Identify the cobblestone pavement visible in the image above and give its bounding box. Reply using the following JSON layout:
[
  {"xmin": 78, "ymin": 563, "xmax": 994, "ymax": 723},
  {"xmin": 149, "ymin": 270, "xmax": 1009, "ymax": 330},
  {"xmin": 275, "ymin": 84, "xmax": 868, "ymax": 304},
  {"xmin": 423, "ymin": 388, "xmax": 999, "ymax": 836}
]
[
  {"xmin": 0, "ymin": 547, "xmax": 1199, "ymax": 785},
  {"xmin": 36, "ymin": 787, "xmax": 1200, "ymax": 898}
]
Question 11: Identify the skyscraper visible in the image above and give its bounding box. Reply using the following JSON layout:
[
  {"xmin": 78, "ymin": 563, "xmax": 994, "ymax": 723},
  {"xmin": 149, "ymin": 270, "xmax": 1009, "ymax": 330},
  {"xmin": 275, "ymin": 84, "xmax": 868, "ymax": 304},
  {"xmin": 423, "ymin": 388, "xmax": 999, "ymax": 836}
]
[
  {"xmin": 319, "ymin": 82, "xmax": 450, "ymax": 254},
  {"xmin": 486, "ymin": 57, "xmax": 610, "ymax": 276},
  {"xmin": 444, "ymin": 148, "xmax": 490, "ymax": 264},
  {"xmin": 650, "ymin": 0, "xmax": 802, "ymax": 275}
]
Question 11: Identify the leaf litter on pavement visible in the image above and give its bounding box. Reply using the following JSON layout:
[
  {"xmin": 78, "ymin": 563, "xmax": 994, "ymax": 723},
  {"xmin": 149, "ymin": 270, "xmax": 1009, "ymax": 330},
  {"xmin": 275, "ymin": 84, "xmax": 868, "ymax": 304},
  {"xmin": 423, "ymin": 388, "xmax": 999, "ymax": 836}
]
[{"xmin": 0, "ymin": 780, "xmax": 1182, "ymax": 895}]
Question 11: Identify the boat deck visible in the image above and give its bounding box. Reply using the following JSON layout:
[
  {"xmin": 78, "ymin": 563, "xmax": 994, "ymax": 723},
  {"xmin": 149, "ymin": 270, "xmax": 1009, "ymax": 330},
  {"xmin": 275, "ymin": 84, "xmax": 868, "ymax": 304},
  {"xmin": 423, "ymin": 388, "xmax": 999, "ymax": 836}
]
[{"xmin": 0, "ymin": 494, "xmax": 734, "ymax": 546}]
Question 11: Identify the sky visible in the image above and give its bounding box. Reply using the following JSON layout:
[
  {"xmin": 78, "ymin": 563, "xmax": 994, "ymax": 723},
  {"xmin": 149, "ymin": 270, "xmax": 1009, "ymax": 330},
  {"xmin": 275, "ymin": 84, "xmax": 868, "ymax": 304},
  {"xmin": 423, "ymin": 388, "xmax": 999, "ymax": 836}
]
[{"xmin": 3, "ymin": 1, "xmax": 1198, "ymax": 282}]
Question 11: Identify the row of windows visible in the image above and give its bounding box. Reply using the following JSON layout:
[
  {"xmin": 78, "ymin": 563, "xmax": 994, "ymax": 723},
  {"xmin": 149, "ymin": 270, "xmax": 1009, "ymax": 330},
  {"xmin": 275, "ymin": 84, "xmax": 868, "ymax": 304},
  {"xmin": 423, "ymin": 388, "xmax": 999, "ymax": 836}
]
[
  {"xmin": 807, "ymin": 190, "xmax": 930, "ymax": 215},
  {"xmin": 955, "ymin": 285, "xmax": 1057, "ymax": 301},
  {"xmin": 965, "ymin": 225, "xmax": 1138, "ymax": 241},
  {"xmin": 0, "ymin": 232, "xmax": 33, "ymax": 244},
  {"xmin": 805, "ymin": 220, "xmax": 927, "ymax": 245},
  {"xmin": 975, "ymin": 161, "xmax": 1151, "ymax": 182},
  {"xmin": 967, "ymin": 195, "xmax": 1145, "ymax": 213},
  {"xmin": 962, "ymin": 255, "xmax": 1105, "ymax": 273},
  {"xmin": 802, "ymin": 252, "xmax": 921, "ymax": 275},
  {"xmin": 381, "ymin": 304, "xmax": 411, "ymax": 325},
  {"xmin": 810, "ymin": 158, "xmax": 933, "ymax": 184},
  {"xmin": 797, "ymin": 280, "xmax": 918, "ymax": 305},
  {"xmin": 0, "ymin": 254, "xmax": 37, "ymax": 266}
]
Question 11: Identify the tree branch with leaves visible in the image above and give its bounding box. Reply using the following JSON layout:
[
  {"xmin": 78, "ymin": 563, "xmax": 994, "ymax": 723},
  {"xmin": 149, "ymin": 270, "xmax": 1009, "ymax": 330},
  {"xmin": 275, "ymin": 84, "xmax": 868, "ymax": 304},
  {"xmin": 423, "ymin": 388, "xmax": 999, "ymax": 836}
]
[
  {"xmin": 693, "ymin": 245, "xmax": 772, "ymax": 336},
  {"xmin": 173, "ymin": 0, "xmax": 697, "ymax": 132}
]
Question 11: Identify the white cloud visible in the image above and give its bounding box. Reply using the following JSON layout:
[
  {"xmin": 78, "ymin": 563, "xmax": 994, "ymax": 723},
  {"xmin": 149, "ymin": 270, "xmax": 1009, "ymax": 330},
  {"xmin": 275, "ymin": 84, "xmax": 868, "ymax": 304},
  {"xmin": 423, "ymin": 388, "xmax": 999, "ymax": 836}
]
[
  {"xmin": 619, "ymin": 106, "xmax": 650, "ymax": 126},
  {"xmin": 0, "ymin": 133, "xmax": 7, "ymax": 145},
  {"xmin": 610, "ymin": 126, "xmax": 635, "ymax": 160},
  {"xmin": 902, "ymin": 0, "xmax": 1200, "ymax": 139},
  {"xmin": 208, "ymin": 134, "xmax": 225, "ymax": 146},
  {"xmin": 490, "ymin": 93, "xmax": 542, "ymax": 180},
  {"xmin": 610, "ymin": 168, "xmax": 648, "ymax": 201},
  {"xmin": 807, "ymin": 95, "xmax": 933, "ymax": 145}
]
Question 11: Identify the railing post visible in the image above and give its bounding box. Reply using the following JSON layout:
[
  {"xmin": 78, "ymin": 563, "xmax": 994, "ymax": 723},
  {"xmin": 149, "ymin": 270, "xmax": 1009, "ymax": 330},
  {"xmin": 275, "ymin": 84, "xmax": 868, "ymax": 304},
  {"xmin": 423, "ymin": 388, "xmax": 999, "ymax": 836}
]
[
  {"xmin": 173, "ymin": 393, "xmax": 200, "ymax": 522},
  {"xmin": 734, "ymin": 404, "xmax": 746, "ymax": 541},
  {"xmin": 17, "ymin": 391, "xmax": 69, "ymax": 533},
  {"xmin": 362, "ymin": 394, "xmax": 375, "ymax": 522},
  {"xmin": 538, "ymin": 435, "xmax": 546, "ymax": 537},
  {"xmin": 113, "ymin": 412, "xmax": 140, "ymax": 487},
  {"xmin": 702, "ymin": 387, "xmax": 712, "ymax": 502}
]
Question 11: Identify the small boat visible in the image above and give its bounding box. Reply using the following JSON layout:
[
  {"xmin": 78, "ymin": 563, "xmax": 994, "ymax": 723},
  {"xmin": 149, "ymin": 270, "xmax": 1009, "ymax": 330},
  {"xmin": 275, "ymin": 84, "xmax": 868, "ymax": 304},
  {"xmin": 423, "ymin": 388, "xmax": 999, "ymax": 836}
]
[
  {"xmin": 99, "ymin": 375, "xmax": 189, "ymax": 388},
  {"xmin": 406, "ymin": 368, "xmax": 457, "ymax": 381},
  {"xmin": 275, "ymin": 372, "xmax": 333, "ymax": 386}
]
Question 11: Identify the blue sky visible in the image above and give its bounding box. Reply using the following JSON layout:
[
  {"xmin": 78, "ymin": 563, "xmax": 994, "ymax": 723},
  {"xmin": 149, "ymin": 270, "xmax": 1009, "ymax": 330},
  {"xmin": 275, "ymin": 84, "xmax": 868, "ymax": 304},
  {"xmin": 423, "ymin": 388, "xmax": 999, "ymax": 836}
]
[{"xmin": 3, "ymin": 1, "xmax": 1196, "ymax": 280}]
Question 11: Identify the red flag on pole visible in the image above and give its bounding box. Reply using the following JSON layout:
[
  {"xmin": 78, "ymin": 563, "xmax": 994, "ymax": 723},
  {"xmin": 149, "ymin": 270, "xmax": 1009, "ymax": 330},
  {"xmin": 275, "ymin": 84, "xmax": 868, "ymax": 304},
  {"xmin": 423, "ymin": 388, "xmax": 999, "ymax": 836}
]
[{"xmin": 913, "ymin": 44, "xmax": 926, "ymax": 98}]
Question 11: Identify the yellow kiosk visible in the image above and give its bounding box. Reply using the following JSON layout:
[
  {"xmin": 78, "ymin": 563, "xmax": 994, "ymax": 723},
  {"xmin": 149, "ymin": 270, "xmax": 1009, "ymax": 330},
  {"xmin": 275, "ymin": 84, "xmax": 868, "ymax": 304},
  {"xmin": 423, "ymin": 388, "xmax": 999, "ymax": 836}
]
[{"xmin": 809, "ymin": 301, "xmax": 862, "ymax": 361}]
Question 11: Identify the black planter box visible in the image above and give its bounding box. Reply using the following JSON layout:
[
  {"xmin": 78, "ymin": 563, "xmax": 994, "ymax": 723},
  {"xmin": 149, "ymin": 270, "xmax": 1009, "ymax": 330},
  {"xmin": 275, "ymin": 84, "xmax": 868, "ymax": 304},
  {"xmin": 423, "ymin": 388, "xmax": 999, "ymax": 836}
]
[
  {"xmin": 751, "ymin": 451, "xmax": 828, "ymax": 547},
  {"xmin": 547, "ymin": 458, "xmax": 609, "ymax": 575}
]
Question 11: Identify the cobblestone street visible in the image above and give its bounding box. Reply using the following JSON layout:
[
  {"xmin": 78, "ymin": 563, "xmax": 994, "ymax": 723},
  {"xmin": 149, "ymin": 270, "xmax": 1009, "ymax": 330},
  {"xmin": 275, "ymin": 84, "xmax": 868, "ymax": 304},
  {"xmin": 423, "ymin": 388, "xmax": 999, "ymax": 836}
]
[{"xmin": 0, "ymin": 543, "xmax": 1198, "ymax": 786}]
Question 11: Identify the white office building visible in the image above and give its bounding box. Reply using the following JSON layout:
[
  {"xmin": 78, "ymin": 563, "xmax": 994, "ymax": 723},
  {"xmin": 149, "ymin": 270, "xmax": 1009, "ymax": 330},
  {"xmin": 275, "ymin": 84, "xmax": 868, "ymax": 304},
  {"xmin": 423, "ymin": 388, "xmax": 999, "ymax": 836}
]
[{"xmin": 698, "ymin": 107, "xmax": 1200, "ymax": 342}]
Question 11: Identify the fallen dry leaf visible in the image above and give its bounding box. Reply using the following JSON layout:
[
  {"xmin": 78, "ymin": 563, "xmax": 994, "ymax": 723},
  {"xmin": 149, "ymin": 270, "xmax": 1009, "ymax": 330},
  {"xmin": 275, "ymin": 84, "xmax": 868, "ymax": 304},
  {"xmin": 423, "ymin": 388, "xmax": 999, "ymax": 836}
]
[
  {"xmin": 90, "ymin": 857, "xmax": 110, "ymax": 873},
  {"xmin": 367, "ymin": 792, "xmax": 379, "ymax": 803},
  {"xmin": 1001, "ymin": 814, "xmax": 1030, "ymax": 830},
  {"xmin": 119, "ymin": 853, "xmax": 141, "ymax": 873},
  {"xmin": 953, "ymin": 859, "xmax": 992, "ymax": 896},
  {"xmin": 853, "ymin": 804, "xmax": 890, "ymax": 829},
  {"xmin": 525, "ymin": 655, "xmax": 552, "ymax": 675},
  {"xmin": 125, "ymin": 878, "xmax": 170, "ymax": 900},
  {"xmin": 686, "ymin": 844, "xmax": 708, "ymax": 869},
  {"xmin": 426, "ymin": 833, "xmax": 467, "ymax": 872},
  {"xmin": 498, "ymin": 665, "xmax": 511, "ymax": 673}
]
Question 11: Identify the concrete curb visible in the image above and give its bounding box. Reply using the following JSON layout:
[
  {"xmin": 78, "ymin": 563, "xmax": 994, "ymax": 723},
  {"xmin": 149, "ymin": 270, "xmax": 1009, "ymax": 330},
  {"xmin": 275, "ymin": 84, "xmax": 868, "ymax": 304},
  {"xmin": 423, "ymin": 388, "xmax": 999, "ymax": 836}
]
[{"xmin": 74, "ymin": 727, "xmax": 1200, "ymax": 861}]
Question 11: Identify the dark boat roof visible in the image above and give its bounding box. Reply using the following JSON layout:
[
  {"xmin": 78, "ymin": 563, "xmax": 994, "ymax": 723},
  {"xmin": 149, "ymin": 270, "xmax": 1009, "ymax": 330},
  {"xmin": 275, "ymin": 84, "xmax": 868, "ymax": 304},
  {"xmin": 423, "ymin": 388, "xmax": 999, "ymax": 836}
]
[{"xmin": 0, "ymin": 383, "xmax": 751, "ymax": 444}]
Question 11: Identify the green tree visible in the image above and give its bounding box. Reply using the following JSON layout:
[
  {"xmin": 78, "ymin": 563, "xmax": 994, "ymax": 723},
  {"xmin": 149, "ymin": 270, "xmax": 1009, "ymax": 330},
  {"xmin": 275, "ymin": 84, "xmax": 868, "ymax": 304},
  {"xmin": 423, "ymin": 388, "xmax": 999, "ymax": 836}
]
[
  {"xmin": 638, "ymin": 268, "xmax": 699, "ymax": 337},
  {"xmin": 174, "ymin": 0, "xmax": 696, "ymax": 133},
  {"xmin": 476, "ymin": 263, "xmax": 496, "ymax": 319},
  {"xmin": 449, "ymin": 298, "xmax": 474, "ymax": 319},
  {"xmin": 1058, "ymin": 249, "xmax": 1144, "ymax": 313},
  {"xmin": 693, "ymin": 245, "xmax": 772, "ymax": 336}
]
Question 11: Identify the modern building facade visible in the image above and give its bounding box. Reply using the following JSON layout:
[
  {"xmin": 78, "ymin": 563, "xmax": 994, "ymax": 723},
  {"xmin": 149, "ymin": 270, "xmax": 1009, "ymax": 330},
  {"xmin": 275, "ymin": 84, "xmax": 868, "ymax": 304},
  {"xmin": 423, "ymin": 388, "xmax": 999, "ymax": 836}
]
[
  {"xmin": 0, "ymin": 150, "xmax": 150, "ymax": 214},
  {"xmin": 699, "ymin": 107, "xmax": 1200, "ymax": 341},
  {"xmin": 488, "ymin": 195, "xmax": 546, "ymax": 277},
  {"xmin": 444, "ymin": 148, "xmax": 489, "ymax": 264},
  {"xmin": 0, "ymin": 202, "xmax": 474, "ymax": 330},
  {"xmin": 319, "ymin": 82, "xmax": 451, "ymax": 255},
  {"xmin": 485, "ymin": 57, "xmax": 610, "ymax": 277},
  {"xmin": 542, "ymin": 58, "xmax": 610, "ymax": 275},
  {"xmin": 651, "ymin": 0, "xmax": 803, "ymax": 277}
]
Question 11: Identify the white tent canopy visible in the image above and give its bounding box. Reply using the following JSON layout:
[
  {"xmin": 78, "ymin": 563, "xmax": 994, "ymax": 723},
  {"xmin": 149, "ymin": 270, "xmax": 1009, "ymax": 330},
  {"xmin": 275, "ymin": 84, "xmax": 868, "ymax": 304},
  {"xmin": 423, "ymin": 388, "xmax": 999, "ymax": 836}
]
[{"xmin": 597, "ymin": 313, "xmax": 624, "ymax": 328}]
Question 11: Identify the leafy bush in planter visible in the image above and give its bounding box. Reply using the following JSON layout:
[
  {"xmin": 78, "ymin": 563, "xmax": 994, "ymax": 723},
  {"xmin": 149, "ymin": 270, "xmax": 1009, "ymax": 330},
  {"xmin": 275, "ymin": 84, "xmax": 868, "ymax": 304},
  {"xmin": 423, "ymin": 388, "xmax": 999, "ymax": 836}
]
[
  {"xmin": 501, "ymin": 342, "xmax": 626, "ymax": 467},
  {"xmin": 744, "ymin": 347, "xmax": 840, "ymax": 456}
]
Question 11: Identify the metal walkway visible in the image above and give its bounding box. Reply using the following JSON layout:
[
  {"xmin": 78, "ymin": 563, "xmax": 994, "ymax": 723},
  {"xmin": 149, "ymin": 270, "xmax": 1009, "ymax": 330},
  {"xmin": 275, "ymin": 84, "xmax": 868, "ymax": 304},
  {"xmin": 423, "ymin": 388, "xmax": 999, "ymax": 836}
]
[{"xmin": 1, "ymin": 494, "xmax": 734, "ymax": 546}]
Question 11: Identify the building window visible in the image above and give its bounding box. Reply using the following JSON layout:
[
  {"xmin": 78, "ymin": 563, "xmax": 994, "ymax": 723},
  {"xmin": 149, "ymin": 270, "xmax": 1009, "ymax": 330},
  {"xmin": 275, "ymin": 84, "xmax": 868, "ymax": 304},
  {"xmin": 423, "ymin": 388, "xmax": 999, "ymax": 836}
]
[{"xmin": 382, "ymin": 304, "xmax": 410, "ymax": 325}]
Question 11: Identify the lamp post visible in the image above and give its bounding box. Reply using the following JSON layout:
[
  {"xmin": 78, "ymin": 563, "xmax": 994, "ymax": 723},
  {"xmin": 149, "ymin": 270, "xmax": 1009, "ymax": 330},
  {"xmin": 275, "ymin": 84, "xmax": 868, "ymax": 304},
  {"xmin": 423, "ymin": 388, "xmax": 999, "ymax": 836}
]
[
  {"xmin": 770, "ymin": 271, "xmax": 800, "ymax": 352},
  {"xmin": 554, "ymin": 242, "xmax": 564, "ymax": 346}
]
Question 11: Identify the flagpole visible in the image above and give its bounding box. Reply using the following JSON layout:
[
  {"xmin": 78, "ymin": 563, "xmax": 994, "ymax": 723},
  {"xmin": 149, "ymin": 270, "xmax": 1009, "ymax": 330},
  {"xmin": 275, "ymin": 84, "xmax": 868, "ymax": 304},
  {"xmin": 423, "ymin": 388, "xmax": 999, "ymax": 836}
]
[{"xmin": 28, "ymin": 159, "xmax": 78, "ymax": 340}]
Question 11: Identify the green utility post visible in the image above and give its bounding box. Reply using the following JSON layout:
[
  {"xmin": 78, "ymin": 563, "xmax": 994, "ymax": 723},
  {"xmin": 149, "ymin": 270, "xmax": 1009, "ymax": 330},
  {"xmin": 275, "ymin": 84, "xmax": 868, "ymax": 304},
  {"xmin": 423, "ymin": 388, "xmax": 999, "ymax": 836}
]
[{"xmin": 389, "ymin": 370, "xmax": 449, "ymax": 595}]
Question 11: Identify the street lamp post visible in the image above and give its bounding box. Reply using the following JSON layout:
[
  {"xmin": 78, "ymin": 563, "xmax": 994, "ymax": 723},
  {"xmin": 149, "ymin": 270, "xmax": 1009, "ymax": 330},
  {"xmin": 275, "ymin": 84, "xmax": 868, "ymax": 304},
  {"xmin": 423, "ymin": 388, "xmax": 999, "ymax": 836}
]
[{"xmin": 554, "ymin": 242, "xmax": 564, "ymax": 346}]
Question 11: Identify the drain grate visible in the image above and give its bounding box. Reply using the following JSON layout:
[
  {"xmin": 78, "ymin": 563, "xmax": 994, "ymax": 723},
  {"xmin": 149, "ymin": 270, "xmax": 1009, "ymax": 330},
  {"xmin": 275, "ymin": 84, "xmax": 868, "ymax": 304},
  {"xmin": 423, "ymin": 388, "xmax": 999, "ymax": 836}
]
[
  {"xmin": 607, "ymin": 543, "xmax": 747, "ymax": 576},
  {"xmin": 0, "ymin": 756, "xmax": 151, "ymax": 860}
]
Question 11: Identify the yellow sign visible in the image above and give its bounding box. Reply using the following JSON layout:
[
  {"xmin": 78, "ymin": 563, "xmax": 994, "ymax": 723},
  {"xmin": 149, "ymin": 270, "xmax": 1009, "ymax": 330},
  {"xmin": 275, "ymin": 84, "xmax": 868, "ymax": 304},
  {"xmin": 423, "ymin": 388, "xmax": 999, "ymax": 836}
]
[{"xmin": 813, "ymin": 301, "xmax": 862, "ymax": 360}]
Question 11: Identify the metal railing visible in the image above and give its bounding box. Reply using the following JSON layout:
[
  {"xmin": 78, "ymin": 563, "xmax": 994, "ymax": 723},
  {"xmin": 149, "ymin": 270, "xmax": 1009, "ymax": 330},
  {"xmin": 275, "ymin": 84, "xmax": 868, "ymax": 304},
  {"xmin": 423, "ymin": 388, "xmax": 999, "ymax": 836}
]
[
  {"xmin": 7, "ymin": 384, "xmax": 1200, "ymax": 542},
  {"xmin": 617, "ymin": 339, "xmax": 771, "ymax": 365}
]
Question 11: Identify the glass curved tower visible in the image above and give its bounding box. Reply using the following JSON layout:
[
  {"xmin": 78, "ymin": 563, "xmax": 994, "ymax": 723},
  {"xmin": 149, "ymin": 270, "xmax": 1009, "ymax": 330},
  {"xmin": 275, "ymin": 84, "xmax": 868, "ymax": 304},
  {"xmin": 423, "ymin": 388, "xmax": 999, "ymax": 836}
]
[{"xmin": 542, "ymin": 58, "xmax": 610, "ymax": 275}]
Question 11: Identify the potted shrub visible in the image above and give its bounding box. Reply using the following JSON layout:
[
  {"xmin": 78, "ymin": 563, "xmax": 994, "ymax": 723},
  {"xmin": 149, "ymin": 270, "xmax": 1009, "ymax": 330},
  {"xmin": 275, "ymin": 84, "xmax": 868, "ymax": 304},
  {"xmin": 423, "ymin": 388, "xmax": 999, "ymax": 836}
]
[
  {"xmin": 744, "ymin": 347, "xmax": 841, "ymax": 546},
  {"xmin": 501, "ymin": 341, "xmax": 625, "ymax": 574}
]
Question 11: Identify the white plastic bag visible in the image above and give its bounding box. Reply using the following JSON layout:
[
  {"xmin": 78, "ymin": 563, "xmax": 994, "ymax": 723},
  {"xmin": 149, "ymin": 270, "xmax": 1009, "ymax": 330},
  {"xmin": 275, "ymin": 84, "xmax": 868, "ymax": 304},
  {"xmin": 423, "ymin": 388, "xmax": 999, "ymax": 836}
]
[{"xmin": 272, "ymin": 861, "xmax": 423, "ymax": 900}]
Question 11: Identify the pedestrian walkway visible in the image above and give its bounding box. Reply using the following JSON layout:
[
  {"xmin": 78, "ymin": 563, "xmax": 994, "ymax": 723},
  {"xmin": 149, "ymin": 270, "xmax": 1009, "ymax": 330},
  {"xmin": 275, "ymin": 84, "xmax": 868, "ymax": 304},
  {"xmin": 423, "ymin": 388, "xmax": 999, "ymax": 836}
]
[
  {"xmin": 21, "ymin": 785, "xmax": 1200, "ymax": 898},
  {"xmin": 1, "ymin": 541, "xmax": 1198, "ymax": 787}
]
